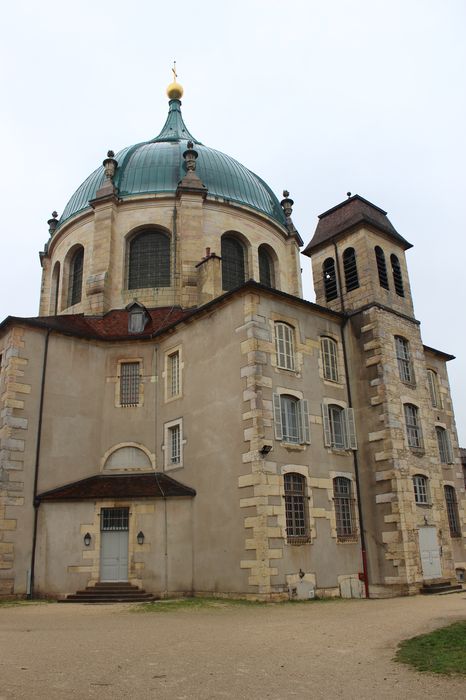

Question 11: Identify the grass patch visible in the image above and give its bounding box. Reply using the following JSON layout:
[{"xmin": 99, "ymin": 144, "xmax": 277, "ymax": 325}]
[
  {"xmin": 134, "ymin": 596, "xmax": 339, "ymax": 613},
  {"xmin": 0, "ymin": 599, "xmax": 54, "ymax": 608},
  {"xmin": 395, "ymin": 621, "xmax": 466, "ymax": 675}
]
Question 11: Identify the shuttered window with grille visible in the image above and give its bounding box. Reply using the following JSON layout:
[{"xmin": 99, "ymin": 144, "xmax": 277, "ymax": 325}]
[{"xmin": 120, "ymin": 362, "xmax": 140, "ymax": 407}]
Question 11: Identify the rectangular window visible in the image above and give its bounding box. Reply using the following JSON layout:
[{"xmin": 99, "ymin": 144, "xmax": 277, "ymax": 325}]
[
  {"xmin": 404, "ymin": 404, "xmax": 423, "ymax": 449},
  {"xmin": 322, "ymin": 404, "xmax": 357, "ymax": 450},
  {"xmin": 164, "ymin": 419, "xmax": 183, "ymax": 469},
  {"xmin": 413, "ymin": 475, "xmax": 429, "ymax": 505},
  {"xmin": 444, "ymin": 487, "xmax": 461, "ymax": 537},
  {"xmin": 120, "ymin": 362, "xmax": 140, "ymax": 406},
  {"xmin": 167, "ymin": 351, "xmax": 180, "ymax": 398},
  {"xmin": 436, "ymin": 427, "xmax": 453, "ymax": 464},
  {"xmin": 275, "ymin": 322, "xmax": 295, "ymax": 371},
  {"xmin": 333, "ymin": 477, "xmax": 356, "ymax": 541},
  {"xmin": 395, "ymin": 336, "xmax": 415, "ymax": 384},
  {"xmin": 273, "ymin": 394, "xmax": 310, "ymax": 444},
  {"xmin": 284, "ymin": 473, "xmax": 310, "ymax": 542},
  {"xmin": 169, "ymin": 424, "xmax": 181, "ymax": 464},
  {"xmin": 427, "ymin": 370, "xmax": 442, "ymax": 409},
  {"xmin": 321, "ymin": 337, "xmax": 338, "ymax": 382}
]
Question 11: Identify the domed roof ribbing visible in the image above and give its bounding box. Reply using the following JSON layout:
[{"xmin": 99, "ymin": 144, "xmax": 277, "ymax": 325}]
[{"xmin": 60, "ymin": 98, "xmax": 286, "ymax": 227}]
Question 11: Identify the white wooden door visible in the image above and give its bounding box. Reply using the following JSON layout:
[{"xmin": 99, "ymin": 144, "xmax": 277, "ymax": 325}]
[
  {"xmin": 100, "ymin": 530, "xmax": 129, "ymax": 581},
  {"xmin": 418, "ymin": 526, "xmax": 442, "ymax": 579}
]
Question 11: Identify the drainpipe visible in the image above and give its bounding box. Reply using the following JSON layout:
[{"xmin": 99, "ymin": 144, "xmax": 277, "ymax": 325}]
[
  {"xmin": 28, "ymin": 328, "xmax": 51, "ymax": 599},
  {"xmin": 333, "ymin": 243, "xmax": 370, "ymax": 598}
]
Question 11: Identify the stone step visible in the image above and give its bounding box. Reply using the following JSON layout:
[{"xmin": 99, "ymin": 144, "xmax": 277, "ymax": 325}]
[
  {"xmin": 420, "ymin": 583, "xmax": 463, "ymax": 595},
  {"xmin": 63, "ymin": 582, "xmax": 156, "ymax": 603},
  {"xmin": 62, "ymin": 596, "xmax": 155, "ymax": 603}
]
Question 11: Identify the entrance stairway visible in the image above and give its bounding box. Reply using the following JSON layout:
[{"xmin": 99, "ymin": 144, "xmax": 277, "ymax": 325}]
[
  {"xmin": 63, "ymin": 582, "xmax": 156, "ymax": 603},
  {"xmin": 420, "ymin": 579, "xmax": 463, "ymax": 595}
]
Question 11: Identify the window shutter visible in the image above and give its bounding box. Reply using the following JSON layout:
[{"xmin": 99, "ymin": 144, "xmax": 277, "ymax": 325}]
[
  {"xmin": 446, "ymin": 431, "xmax": 454, "ymax": 464},
  {"xmin": 273, "ymin": 393, "xmax": 283, "ymax": 440},
  {"xmin": 322, "ymin": 403, "xmax": 331, "ymax": 447},
  {"xmin": 300, "ymin": 399, "xmax": 311, "ymax": 444},
  {"xmin": 345, "ymin": 408, "xmax": 357, "ymax": 450}
]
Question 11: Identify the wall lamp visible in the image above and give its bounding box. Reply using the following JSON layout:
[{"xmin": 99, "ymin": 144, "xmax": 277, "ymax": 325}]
[
  {"xmin": 259, "ymin": 444, "xmax": 273, "ymax": 456},
  {"xmin": 83, "ymin": 532, "xmax": 91, "ymax": 547},
  {"xmin": 137, "ymin": 531, "xmax": 145, "ymax": 545}
]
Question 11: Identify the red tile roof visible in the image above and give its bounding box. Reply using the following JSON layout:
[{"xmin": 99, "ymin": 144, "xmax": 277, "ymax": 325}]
[
  {"xmin": 8, "ymin": 306, "xmax": 193, "ymax": 341},
  {"xmin": 37, "ymin": 472, "xmax": 196, "ymax": 501}
]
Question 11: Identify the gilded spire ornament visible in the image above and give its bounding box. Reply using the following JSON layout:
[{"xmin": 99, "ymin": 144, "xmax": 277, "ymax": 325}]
[{"xmin": 166, "ymin": 60, "xmax": 184, "ymax": 100}]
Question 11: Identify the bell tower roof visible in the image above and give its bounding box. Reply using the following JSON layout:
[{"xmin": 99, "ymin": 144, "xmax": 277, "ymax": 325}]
[{"xmin": 303, "ymin": 194, "xmax": 412, "ymax": 256}]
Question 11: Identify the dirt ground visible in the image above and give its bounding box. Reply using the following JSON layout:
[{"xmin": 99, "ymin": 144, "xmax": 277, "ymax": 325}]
[{"xmin": 0, "ymin": 594, "xmax": 465, "ymax": 699}]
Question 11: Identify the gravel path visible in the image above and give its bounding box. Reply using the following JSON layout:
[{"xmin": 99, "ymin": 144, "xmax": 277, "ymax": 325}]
[{"xmin": 1, "ymin": 594, "xmax": 465, "ymax": 699}]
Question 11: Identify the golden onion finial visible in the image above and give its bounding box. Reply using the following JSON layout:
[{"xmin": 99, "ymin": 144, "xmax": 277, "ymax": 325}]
[{"xmin": 166, "ymin": 60, "xmax": 184, "ymax": 100}]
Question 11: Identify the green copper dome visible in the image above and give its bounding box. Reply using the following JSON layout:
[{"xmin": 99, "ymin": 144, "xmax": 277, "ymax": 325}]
[{"xmin": 60, "ymin": 100, "xmax": 286, "ymax": 227}]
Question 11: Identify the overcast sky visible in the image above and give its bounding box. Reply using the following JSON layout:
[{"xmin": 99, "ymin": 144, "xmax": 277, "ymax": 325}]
[{"xmin": 1, "ymin": 0, "xmax": 465, "ymax": 443}]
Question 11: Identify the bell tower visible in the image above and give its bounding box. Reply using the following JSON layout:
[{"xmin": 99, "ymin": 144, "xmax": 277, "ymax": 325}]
[{"xmin": 304, "ymin": 194, "xmax": 460, "ymax": 595}]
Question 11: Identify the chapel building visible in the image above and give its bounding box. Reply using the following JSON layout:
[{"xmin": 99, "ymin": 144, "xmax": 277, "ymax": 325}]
[{"xmin": 0, "ymin": 76, "xmax": 465, "ymax": 600}]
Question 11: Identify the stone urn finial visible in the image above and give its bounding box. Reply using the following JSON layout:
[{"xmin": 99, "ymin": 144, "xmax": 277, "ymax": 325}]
[
  {"xmin": 103, "ymin": 150, "xmax": 118, "ymax": 180},
  {"xmin": 47, "ymin": 210, "xmax": 59, "ymax": 236},
  {"xmin": 183, "ymin": 141, "xmax": 198, "ymax": 172},
  {"xmin": 280, "ymin": 190, "xmax": 294, "ymax": 218}
]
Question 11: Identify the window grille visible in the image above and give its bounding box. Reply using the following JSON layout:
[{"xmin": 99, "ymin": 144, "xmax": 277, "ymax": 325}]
[
  {"xmin": 68, "ymin": 248, "xmax": 84, "ymax": 307},
  {"xmin": 413, "ymin": 475, "xmax": 428, "ymax": 505},
  {"xmin": 275, "ymin": 322, "xmax": 295, "ymax": 371},
  {"xmin": 128, "ymin": 231, "xmax": 170, "ymax": 289},
  {"xmin": 436, "ymin": 427, "xmax": 453, "ymax": 464},
  {"xmin": 169, "ymin": 424, "xmax": 181, "ymax": 464},
  {"xmin": 221, "ymin": 236, "xmax": 245, "ymax": 291},
  {"xmin": 375, "ymin": 246, "xmax": 389, "ymax": 289},
  {"xmin": 258, "ymin": 246, "xmax": 274, "ymax": 288},
  {"xmin": 333, "ymin": 477, "xmax": 356, "ymax": 540},
  {"xmin": 391, "ymin": 254, "xmax": 405, "ymax": 297},
  {"xmin": 120, "ymin": 362, "xmax": 140, "ymax": 406},
  {"xmin": 101, "ymin": 507, "xmax": 129, "ymax": 531},
  {"xmin": 444, "ymin": 486, "xmax": 461, "ymax": 537},
  {"xmin": 284, "ymin": 473, "xmax": 309, "ymax": 541},
  {"xmin": 323, "ymin": 257, "xmax": 338, "ymax": 301},
  {"xmin": 343, "ymin": 247, "xmax": 359, "ymax": 291},
  {"xmin": 427, "ymin": 370, "xmax": 441, "ymax": 408},
  {"xmin": 395, "ymin": 336, "xmax": 415, "ymax": 384},
  {"xmin": 404, "ymin": 404, "xmax": 423, "ymax": 449},
  {"xmin": 321, "ymin": 337, "xmax": 338, "ymax": 382},
  {"xmin": 168, "ymin": 351, "xmax": 180, "ymax": 397}
]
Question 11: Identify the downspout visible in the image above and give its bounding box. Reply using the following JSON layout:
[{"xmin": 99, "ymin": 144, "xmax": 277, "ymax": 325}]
[
  {"xmin": 28, "ymin": 328, "xmax": 51, "ymax": 599},
  {"xmin": 333, "ymin": 242, "xmax": 370, "ymax": 598}
]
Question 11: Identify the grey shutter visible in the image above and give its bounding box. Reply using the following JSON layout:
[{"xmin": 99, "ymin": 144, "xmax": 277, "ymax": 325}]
[
  {"xmin": 301, "ymin": 399, "xmax": 311, "ymax": 444},
  {"xmin": 345, "ymin": 408, "xmax": 357, "ymax": 450},
  {"xmin": 322, "ymin": 403, "xmax": 331, "ymax": 447},
  {"xmin": 446, "ymin": 431, "xmax": 454, "ymax": 464},
  {"xmin": 273, "ymin": 393, "xmax": 283, "ymax": 440}
]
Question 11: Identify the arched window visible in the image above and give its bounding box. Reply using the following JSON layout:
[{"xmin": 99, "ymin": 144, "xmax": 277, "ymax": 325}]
[
  {"xmin": 436, "ymin": 427, "xmax": 453, "ymax": 464},
  {"xmin": 68, "ymin": 247, "xmax": 84, "ymax": 307},
  {"xmin": 275, "ymin": 322, "xmax": 295, "ymax": 371},
  {"xmin": 258, "ymin": 245, "xmax": 275, "ymax": 288},
  {"xmin": 221, "ymin": 235, "xmax": 246, "ymax": 291},
  {"xmin": 322, "ymin": 404, "xmax": 357, "ymax": 450},
  {"xmin": 104, "ymin": 446, "xmax": 152, "ymax": 470},
  {"xmin": 427, "ymin": 369, "xmax": 441, "ymax": 408},
  {"xmin": 413, "ymin": 474, "xmax": 429, "ymax": 504},
  {"xmin": 322, "ymin": 258, "xmax": 338, "ymax": 301},
  {"xmin": 128, "ymin": 230, "xmax": 170, "ymax": 289},
  {"xmin": 321, "ymin": 337, "xmax": 338, "ymax": 382},
  {"xmin": 333, "ymin": 477, "xmax": 356, "ymax": 540},
  {"xmin": 390, "ymin": 254, "xmax": 404, "ymax": 297},
  {"xmin": 375, "ymin": 246, "xmax": 389, "ymax": 289},
  {"xmin": 343, "ymin": 247, "xmax": 359, "ymax": 291},
  {"xmin": 444, "ymin": 486, "xmax": 461, "ymax": 537},
  {"xmin": 404, "ymin": 404, "xmax": 423, "ymax": 449},
  {"xmin": 50, "ymin": 262, "xmax": 60, "ymax": 315},
  {"xmin": 284, "ymin": 473, "xmax": 309, "ymax": 541},
  {"xmin": 395, "ymin": 336, "xmax": 415, "ymax": 384}
]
